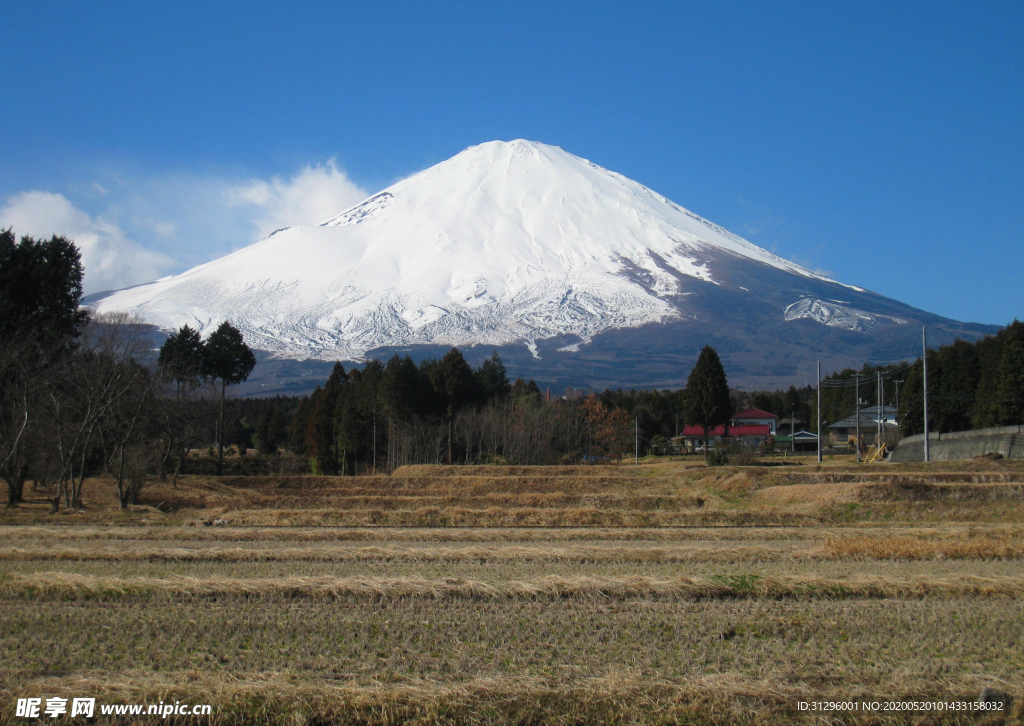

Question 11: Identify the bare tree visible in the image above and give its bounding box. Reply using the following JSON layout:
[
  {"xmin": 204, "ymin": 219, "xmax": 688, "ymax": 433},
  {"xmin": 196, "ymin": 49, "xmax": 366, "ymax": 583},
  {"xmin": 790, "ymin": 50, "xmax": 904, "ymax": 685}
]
[{"xmin": 45, "ymin": 313, "xmax": 149, "ymax": 511}]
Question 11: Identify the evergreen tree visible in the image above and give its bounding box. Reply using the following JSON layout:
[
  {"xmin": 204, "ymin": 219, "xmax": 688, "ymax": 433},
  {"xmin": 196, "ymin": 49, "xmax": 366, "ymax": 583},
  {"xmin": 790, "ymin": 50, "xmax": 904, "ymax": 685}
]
[
  {"xmin": 267, "ymin": 409, "xmax": 288, "ymax": 452},
  {"xmin": 899, "ymin": 359, "xmax": 925, "ymax": 436},
  {"xmin": 334, "ymin": 386, "xmax": 364, "ymax": 474},
  {"xmin": 355, "ymin": 360, "xmax": 385, "ymax": 472},
  {"xmin": 997, "ymin": 320, "xmax": 1024, "ymax": 425},
  {"xmin": 782, "ymin": 385, "xmax": 811, "ymax": 431},
  {"xmin": 305, "ymin": 363, "xmax": 348, "ymax": 474},
  {"xmin": 430, "ymin": 348, "xmax": 479, "ymax": 413},
  {"xmin": 382, "ymin": 355, "xmax": 427, "ymax": 420},
  {"xmin": 475, "ymin": 351, "xmax": 510, "ymax": 401},
  {"xmin": 0, "ymin": 231, "xmax": 88, "ymax": 352},
  {"xmin": 682, "ymin": 345, "xmax": 732, "ymax": 458},
  {"xmin": 510, "ymin": 378, "xmax": 542, "ymax": 404},
  {"xmin": 255, "ymin": 408, "xmax": 274, "ymax": 454},
  {"xmin": 289, "ymin": 396, "xmax": 312, "ymax": 454},
  {"xmin": 430, "ymin": 348, "xmax": 479, "ymax": 463},
  {"xmin": 255, "ymin": 407, "xmax": 289, "ymax": 454},
  {"xmin": 0, "ymin": 231, "xmax": 88, "ymax": 504},
  {"xmin": 972, "ymin": 333, "xmax": 1004, "ymax": 427},
  {"xmin": 203, "ymin": 321, "xmax": 256, "ymax": 474},
  {"xmin": 935, "ymin": 338, "xmax": 980, "ymax": 432},
  {"xmin": 157, "ymin": 324, "xmax": 206, "ymax": 388}
]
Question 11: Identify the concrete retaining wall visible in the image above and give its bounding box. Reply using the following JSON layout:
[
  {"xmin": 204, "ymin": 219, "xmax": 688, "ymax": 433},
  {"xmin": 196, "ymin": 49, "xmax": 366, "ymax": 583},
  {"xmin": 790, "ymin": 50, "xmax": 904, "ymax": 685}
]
[{"xmin": 891, "ymin": 425, "xmax": 1024, "ymax": 462}]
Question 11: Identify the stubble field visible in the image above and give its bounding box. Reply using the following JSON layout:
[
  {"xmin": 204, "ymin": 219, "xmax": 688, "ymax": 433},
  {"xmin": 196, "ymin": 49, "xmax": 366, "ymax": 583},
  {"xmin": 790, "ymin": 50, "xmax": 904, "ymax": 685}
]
[{"xmin": 2, "ymin": 459, "xmax": 1023, "ymax": 724}]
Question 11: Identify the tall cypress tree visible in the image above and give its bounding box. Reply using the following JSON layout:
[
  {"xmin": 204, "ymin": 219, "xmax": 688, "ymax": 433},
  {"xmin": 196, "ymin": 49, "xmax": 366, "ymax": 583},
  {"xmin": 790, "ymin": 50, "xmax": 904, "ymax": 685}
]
[
  {"xmin": 158, "ymin": 324, "xmax": 206, "ymax": 389},
  {"xmin": 972, "ymin": 334, "xmax": 1004, "ymax": 428},
  {"xmin": 203, "ymin": 321, "xmax": 256, "ymax": 474},
  {"xmin": 1, "ymin": 231, "xmax": 87, "ymax": 505},
  {"xmin": 306, "ymin": 362, "xmax": 347, "ymax": 474},
  {"xmin": 997, "ymin": 320, "xmax": 1024, "ymax": 425},
  {"xmin": 289, "ymin": 396, "xmax": 312, "ymax": 455},
  {"xmin": 683, "ymin": 345, "xmax": 733, "ymax": 458},
  {"xmin": 935, "ymin": 339, "xmax": 980, "ymax": 432},
  {"xmin": 475, "ymin": 351, "xmax": 510, "ymax": 401}
]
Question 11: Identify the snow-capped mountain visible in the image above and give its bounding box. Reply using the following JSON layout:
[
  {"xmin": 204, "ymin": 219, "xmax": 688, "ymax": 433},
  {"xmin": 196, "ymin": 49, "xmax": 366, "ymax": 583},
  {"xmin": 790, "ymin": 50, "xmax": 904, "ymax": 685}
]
[{"xmin": 90, "ymin": 140, "xmax": 994, "ymax": 391}]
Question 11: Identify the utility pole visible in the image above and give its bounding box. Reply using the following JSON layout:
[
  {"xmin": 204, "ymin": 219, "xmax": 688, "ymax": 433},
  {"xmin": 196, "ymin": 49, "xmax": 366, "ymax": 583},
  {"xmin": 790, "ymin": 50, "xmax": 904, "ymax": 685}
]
[
  {"xmin": 816, "ymin": 361, "xmax": 822, "ymax": 463},
  {"xmin": 791, "ymin": 408, "xmax": 796, "ymax": 454},
  {"xmin": 855, "ymin": 374, "xmax": 861, "ymax": 463},
  {"xmin": 877, "ymin": 371, "xmax": 882, "ymax": 453},
  {"xmin": 635, "ymin": 416, "xmax": 639, "ymax": 465},
  {"xmin": 923, "ymin": 326, "xmax": 930, "ymax": 463},
  {"xmin": 894, "ymin": 379, "xmax": 904, "ymax": 440}
]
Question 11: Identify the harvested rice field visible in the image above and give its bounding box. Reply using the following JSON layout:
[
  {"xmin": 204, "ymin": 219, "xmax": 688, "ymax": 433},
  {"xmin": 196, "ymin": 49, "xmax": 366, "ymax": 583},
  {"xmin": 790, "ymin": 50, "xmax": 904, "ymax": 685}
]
[{"xmin": 2, "ymin": 459, "xmax": 1024, "ymax": 724}]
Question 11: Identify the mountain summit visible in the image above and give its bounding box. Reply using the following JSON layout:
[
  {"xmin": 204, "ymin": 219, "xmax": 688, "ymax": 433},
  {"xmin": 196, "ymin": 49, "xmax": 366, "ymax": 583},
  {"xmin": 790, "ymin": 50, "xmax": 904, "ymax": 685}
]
[{"xmin": 91, "ymin": 140, "xmax": 993, "ymax": 391}]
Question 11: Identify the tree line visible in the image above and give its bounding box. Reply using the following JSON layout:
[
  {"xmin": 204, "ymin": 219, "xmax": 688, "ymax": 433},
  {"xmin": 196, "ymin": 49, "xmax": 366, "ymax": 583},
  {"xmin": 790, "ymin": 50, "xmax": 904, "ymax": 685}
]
[
  {"xmin": 0, "ymin": 230, "xmax": 255, "ymax": 509},
  {"xmin": 283, "ymin": 351, "xmax": 636, "ymax": 473},
  {"xmin": 271, "ymin": 344, "xmax": 746, "ymax": 471},
  {"xmin": 899, "ymin": 321, "xmax": 1024, "ymax": 435}
]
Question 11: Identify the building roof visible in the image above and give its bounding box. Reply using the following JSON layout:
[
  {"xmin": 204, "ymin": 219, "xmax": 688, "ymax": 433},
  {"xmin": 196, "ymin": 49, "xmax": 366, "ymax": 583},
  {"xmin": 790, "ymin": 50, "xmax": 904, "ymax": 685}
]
[
  {"xmin": 681, "ymin": 425, "xmax": 771, "ymax": 437},
  {"xmin": 733, "ymin": 408, "xmax": 779, "ymax": 420},
  {"xmin": 827, "ymin": 406, "xmax": 899, "ymax": 429},
  {"xmin": 775, "ymin": 431, "xmax": 819, "ymax": 443},
  {"xmin": 682, "ymin": 425, "xmax": 726, "ymax": 437},
  {"xmin": 729, "ymin": 425, "xmax": 772, "ymax": 436}
]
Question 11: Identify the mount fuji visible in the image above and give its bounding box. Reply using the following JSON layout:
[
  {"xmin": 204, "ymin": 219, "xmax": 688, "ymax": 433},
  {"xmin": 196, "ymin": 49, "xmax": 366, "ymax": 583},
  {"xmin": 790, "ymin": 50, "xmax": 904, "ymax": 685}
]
[{"xmin": 89, "ymin": 140, "xmax": 995, "ymax": 394}]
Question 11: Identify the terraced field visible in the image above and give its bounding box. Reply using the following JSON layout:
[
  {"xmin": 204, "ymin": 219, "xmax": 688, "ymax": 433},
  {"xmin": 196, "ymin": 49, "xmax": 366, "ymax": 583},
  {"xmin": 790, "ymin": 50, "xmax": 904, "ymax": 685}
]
[{"xmin": 2, "ymin": 460, "xmax": 1024, "ymax": 724}]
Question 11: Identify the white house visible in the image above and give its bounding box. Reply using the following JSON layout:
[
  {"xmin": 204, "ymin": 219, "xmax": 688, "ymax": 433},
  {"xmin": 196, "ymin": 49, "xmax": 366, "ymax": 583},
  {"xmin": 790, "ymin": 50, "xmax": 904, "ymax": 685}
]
[{"xmin": 731, "ymin": 408, "xmax": 780, "ymax": 435}]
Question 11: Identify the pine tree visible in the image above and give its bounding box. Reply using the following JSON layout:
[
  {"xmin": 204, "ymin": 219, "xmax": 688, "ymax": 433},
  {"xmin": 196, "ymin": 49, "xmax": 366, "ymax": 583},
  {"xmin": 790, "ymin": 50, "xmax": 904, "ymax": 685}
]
[
  {"xmin": 306, "ymin": 362, "xmax": 348, "ymax": 474},
  {"xmin": 203, "ymin": 321, "xmax": 256, "ymax": 474},
  {"xmin": 355, "ymin": 360, "xmax": 385, "ymax": 472},
  {"xmin": 0, "ymin": 231, "xmax": 88, "ymax": 352},
  {"xmin": 475, "ymin": 351, "xmax": 510, "ymax": 401},
  {"xmin": 158, "ymin": 324, "xmax": 206, "ymax": 389},
  {"xmin": 682, "ymin": 345, "xmax": 732, "ymax": 458},
  {"xmin": 255, "ymin": 407, "xmax": 288, "ymax": 455},
  {"xmin": 972, "ymin": 334, "xmax": 1003, "ymax": 428},
  {"xmin": 267, "ymin": 409, "xmax": 288, "ymax": 452},
  {"xmin": 997, "ymin": 320, "xmax": 1024, "ymax": 425},
  {"xmin": 1, "ymin": 231, "xmax": 88, "ymax": 505},
  {"xmin": 431, "ymin": 348, "xmax": 479, "ymax": 412},
  {"xmin": 289, "ymin": 396, "xmax": 312, "ymax": 455},
  {"xmin": 935, "ymin": 338, "xmax": 980, "ymax": 432},
  {"xmin": 430, "ymin": 348, "xmax": 479, "ymax": 463}
]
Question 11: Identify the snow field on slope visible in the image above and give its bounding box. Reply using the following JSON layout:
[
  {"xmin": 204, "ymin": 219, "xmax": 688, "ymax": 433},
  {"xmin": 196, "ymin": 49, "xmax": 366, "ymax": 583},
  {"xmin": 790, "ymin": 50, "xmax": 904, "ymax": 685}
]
[{"xmin": 93, "ymin": 140, "xmax": 846, "ymax": 359}]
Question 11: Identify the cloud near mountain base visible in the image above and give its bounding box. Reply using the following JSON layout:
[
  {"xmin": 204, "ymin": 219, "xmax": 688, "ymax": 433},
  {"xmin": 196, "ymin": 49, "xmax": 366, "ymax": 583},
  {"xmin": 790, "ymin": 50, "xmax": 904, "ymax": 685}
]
[
  {"xmin": 0, "ymin": 162, "xmax": 370, "ymax": 296},
  {"xmin": 0, "ymin": 191, "xmax": 175, "ymax": 295}
]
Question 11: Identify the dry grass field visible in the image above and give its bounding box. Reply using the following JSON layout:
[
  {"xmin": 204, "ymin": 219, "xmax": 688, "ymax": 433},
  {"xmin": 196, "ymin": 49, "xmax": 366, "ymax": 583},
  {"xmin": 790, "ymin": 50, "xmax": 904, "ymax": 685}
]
[{"xmin": 2, "ymin": 458, "xmax": 1024, "ymax": 724}]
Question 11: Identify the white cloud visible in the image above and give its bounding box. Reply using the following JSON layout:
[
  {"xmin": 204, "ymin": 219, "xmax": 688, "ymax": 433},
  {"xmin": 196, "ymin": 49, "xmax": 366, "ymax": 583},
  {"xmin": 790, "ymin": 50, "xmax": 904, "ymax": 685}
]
[
  {"xmin": 224, "ymin": 161, "xmax": 367, "ymax": 240},
  {"xmin": 0, "ymin": 160, "xmax": 370, "ymax": 295},
  {"xmin": 0, "ymin": 191, "xmax": 175, "ymax": 295}
]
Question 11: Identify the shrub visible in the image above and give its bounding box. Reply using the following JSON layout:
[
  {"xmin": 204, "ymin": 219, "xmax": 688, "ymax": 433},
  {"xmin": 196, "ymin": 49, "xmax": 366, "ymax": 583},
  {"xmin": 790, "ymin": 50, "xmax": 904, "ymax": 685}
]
[{"xmin": 706, "ymin": 448, "xmax": 729, "ymax": 466}]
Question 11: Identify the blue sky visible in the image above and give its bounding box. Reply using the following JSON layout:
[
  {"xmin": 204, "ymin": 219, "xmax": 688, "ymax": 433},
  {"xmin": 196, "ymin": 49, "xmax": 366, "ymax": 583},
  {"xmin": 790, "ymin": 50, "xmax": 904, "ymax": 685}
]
[{"xmin": 1, "ymin": 1, "xmax": 1021, "ymax": 324}]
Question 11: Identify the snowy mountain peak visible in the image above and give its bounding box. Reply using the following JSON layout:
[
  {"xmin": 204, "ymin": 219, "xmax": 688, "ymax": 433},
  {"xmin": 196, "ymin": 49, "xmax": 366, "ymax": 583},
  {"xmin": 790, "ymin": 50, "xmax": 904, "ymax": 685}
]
[{"xmin": 92, "ymin": 140, "xmax": 859, "ymax": 362}]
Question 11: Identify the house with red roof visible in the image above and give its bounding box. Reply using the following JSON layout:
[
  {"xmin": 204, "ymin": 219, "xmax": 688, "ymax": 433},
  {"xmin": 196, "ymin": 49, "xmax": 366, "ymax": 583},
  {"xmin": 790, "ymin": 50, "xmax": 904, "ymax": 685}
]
[
  {"xmin": 730, "ymin": 408, "xmax": 780, "ymax": 434},
  {"xmin": 675, "ymin": 423, "xmax": 772, "ymax": 452}
]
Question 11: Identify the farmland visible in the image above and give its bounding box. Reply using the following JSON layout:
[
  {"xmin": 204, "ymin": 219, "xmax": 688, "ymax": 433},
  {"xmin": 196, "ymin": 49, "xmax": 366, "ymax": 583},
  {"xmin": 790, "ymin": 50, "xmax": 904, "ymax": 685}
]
[{"xmin": 2, "ymin": 459, "xmax": 1024, "ymax": 724}]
